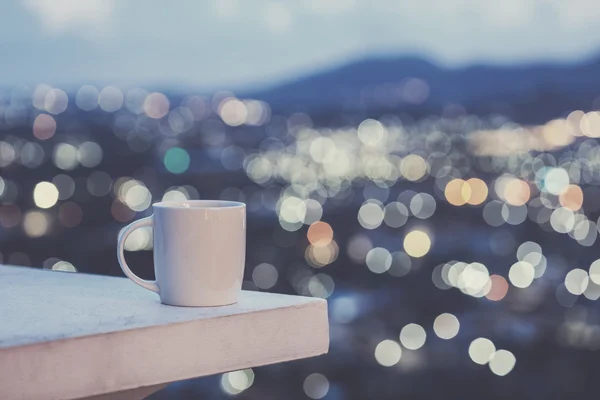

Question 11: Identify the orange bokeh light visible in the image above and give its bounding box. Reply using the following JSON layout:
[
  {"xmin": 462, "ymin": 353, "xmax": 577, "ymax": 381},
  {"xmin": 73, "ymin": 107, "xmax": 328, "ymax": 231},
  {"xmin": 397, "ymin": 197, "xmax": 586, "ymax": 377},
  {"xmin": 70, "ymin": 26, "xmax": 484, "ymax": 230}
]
[
  {"xmin": 486, "ymin": 274, "xmax": 509, "ymax": 301},
  {"xmin": 503, "ymin": 178, "xmax": 530, "ymax": 206},
  {"xmin": 445, "ymin": 179, "xmax": 470, "ymax": 206},
  {"xmin": 307, "ymin": 221, "xmax": 333, "ymax": 247},
  {"xmin": 559, "ymin": 184, "xmax": 583, "ymax": 211},
  {"xmin": 466, "ymin": 178, "xmax": 488, "ymax": 205}
]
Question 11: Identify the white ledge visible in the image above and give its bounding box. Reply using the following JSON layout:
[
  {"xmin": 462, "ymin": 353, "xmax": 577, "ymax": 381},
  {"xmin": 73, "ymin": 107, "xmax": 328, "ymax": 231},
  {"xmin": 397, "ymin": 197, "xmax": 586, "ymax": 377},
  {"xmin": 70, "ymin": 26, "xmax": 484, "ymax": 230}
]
[{"xmin": 0, "ymin": 265, "xmax": 329, "ymax": 400}]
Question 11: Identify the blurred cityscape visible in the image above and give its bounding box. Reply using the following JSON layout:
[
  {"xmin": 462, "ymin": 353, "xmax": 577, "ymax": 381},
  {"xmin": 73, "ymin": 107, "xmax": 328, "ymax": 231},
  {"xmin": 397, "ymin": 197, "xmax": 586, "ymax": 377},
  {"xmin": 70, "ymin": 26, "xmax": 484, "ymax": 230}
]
[
  {"xmin": 3, "ymin": 59, "xmax": 600, "ymax": 398},
  {"xmin": 4, "ymin": 1, "xmax": 600, "ymax": 399}
]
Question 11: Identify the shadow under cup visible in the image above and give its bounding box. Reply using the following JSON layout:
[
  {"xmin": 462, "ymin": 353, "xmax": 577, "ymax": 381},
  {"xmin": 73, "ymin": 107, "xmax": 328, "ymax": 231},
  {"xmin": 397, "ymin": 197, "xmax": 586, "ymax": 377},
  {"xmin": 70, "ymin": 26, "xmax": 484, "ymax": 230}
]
[{"xmin": 118, "ymin": 200, "xmax": 246, "ymax": 307}]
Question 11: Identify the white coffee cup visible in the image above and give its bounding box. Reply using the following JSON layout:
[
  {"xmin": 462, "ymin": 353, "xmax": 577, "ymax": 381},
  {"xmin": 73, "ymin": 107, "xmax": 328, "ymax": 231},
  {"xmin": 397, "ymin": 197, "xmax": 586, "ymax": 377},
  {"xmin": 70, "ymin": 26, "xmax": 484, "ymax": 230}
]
[{"xmin": 117, "ymin": 200, "xmax": 246, "ymax": 307}]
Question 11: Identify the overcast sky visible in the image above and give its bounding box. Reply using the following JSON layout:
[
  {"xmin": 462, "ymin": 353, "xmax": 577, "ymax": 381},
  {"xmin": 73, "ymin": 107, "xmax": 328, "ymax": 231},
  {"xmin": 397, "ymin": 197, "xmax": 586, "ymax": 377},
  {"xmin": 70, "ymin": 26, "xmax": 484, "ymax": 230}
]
[{"xmin": 2, "ymin": 0, "xmax": 600, "ymax": 89}]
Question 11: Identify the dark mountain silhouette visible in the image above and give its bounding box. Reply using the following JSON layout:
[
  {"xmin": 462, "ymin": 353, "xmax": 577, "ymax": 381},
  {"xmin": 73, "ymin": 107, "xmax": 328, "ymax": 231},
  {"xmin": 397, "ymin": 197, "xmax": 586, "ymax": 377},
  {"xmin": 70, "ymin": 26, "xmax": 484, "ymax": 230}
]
[{"xmin": 249, "ymin": 56, "xmax": 600, "ymax": 123}]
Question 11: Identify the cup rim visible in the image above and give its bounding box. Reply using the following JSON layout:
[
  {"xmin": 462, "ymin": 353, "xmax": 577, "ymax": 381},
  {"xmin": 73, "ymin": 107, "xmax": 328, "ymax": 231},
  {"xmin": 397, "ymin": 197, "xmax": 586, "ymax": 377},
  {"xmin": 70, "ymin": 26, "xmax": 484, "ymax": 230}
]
[{"xmin": 153, "ymin": 200, "xmax": 245, "ymax": 209}]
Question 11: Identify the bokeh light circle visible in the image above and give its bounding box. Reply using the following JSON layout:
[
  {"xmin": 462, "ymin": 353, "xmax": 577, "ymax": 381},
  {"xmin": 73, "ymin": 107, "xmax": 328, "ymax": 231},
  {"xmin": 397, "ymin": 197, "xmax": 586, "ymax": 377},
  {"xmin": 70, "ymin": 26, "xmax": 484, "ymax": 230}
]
[
  {"xmin": 164, "ymin": 147, "xmax": 191, "ymax": 174},
  {"xmin": 399, "ymin": 323, "xmax": 426, "ymax": 350},
  {"xmin": 469, "ymin": 338, "xmax": 496, "ymax": 365},
  {"xmin": 489, "ymin": 350, "xmax": 516, "ymax": 376},
  {"xmin": 403, "ymin": 230, "xmax": 431, "ymax": 258},
  {"xmin": 374, "ymin": 340, "xmax": 402, "ymax": 367},
  {"xmin": 33, "ymin": 182, "xmax": 59, "ymax": 209},
  {"xmin": 433, "ymin": 313, "xmax": 460, "ymax": 339}
]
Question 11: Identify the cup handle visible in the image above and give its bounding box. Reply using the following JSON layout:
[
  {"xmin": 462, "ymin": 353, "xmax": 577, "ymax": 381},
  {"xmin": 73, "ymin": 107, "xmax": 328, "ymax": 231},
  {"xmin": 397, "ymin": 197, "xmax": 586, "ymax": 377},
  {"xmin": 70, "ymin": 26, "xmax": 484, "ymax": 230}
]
[{"xmin": 117, "ymin": 216, "xmax": 160, "ymax": 293}]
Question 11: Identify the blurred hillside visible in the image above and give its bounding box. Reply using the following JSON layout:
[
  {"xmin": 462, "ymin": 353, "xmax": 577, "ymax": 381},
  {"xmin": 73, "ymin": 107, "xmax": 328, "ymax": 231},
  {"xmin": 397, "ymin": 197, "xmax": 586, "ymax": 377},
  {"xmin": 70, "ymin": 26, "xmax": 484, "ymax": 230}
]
[{"xmin": 251, "ymin": 55, "xmax": 600, "ymax": 124}]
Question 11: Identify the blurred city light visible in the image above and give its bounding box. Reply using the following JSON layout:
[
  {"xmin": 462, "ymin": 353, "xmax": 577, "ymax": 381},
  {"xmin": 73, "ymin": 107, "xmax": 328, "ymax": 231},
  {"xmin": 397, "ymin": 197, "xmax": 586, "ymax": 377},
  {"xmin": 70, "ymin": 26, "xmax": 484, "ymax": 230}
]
[{"xmin": 3, "ymin": 6, "xmax": 600, "ymax": 394}]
